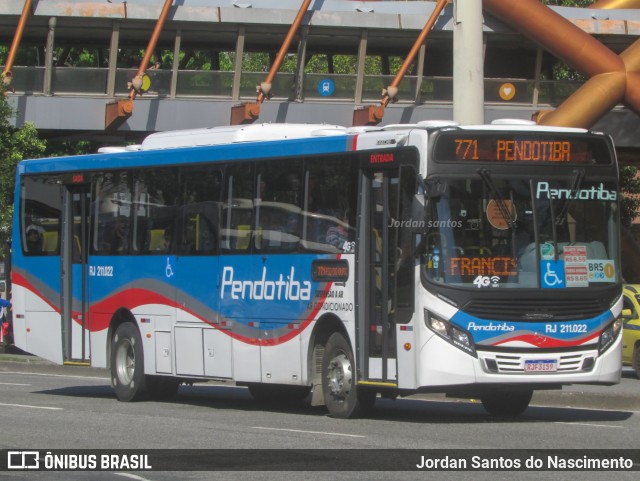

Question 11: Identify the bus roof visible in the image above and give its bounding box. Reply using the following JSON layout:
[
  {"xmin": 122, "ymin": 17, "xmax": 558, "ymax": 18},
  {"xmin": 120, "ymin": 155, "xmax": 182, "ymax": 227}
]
[{"xmin": 140, "ymin": 123, "xmax": 348, "ymax": 150}]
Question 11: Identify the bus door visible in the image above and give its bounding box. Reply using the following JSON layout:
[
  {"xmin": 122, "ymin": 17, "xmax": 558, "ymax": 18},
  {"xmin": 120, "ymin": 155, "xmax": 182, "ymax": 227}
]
[
  {"xmin": 60, "ymin": 182, "xmax": 91, "ymax": 364},
  {"xmin": 358, "ymin": 165, "xmax": 416, "ymax": 384}
]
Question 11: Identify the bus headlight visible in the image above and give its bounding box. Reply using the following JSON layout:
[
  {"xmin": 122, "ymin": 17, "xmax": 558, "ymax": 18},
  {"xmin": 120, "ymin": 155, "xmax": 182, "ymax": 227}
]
[
  {"xmin": 598, "ymin": 317, "xmax": 622, "ymax": 354},
  {"xmin": 424, "ymin": 310, "xmax": 477, "ymax": 357}
]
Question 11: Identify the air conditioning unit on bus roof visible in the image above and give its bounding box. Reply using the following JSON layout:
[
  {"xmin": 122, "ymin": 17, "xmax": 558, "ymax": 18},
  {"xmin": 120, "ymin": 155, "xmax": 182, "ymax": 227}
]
[{"xmin": 140, "ymin": 123, "xmax": 347, "ymax": 150}]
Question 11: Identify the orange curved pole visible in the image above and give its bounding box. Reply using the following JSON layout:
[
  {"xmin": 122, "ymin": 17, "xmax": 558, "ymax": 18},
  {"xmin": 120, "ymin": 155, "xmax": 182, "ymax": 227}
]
[
  {"xmin": 2, "ymin": 0, "xmax": 33, "ymax": 89},
  {"xmin": 381, "ymin": 0, "xmax": 449, "ymax": 108},
  {"xmin": 128, "ymin": 0, "xmax": 174, "ymax": 100},
  {"xmin": 231, "ymin": 0, "xmax": 312, "ymax": 124},
  {"xmin": 483, "ymin": 0, "xmax": 640, "ymax": 128},
  {"xmin": 353, "ymin": 0, "xmax": 449, "ymax": 126},
  {"xmin": 257, "ymin": 0, "xmax": 312, "ymax": 104},
  {"xmin": 107, "ymin": 0, "xmax": 174, "ymax": 129}
]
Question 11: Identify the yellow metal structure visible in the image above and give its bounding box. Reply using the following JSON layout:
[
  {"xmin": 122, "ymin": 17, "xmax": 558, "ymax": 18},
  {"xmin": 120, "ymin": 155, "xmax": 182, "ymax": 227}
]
[
  {"xmin": 591, "ymin": 0, "xmax": 640, "ymax": 8},
  {"xmin": 483, "ymin": 0, "xmax": 640, "ymax": 129}
]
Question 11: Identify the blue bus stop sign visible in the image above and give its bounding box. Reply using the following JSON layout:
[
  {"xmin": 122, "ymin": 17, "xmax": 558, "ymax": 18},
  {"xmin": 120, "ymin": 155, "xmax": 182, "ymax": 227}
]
[{"xmin": 318, "ymin": 79, "xmax": 335, "ymax": 97}]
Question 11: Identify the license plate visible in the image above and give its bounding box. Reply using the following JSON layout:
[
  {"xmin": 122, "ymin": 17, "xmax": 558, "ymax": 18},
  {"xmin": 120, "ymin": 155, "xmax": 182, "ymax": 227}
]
[{"xmin": 524, "ymin": 360, "xmax": 557, "ymax": 372}]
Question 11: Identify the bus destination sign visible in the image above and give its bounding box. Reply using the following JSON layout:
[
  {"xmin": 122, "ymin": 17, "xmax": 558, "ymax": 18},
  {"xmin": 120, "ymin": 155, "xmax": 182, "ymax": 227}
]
[{"xmin": 434, "ymin": 132, "xmax": 610, "ymax": 164}]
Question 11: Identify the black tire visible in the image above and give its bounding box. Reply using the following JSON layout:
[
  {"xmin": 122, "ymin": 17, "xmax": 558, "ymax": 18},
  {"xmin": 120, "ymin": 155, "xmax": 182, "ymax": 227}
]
[
  {"xmin": 481, "ymin": 389, "xmax": 533, "ymax": 417},
  {"xmin": 111, "ymin": 322, "xmax": 148, "ymax": 402},
  {"xmin": 147, "ymin": 376, "xmax": 180, "ymax": 401},
  {"xmin": 633, "ymin": 345, "xmax": 640, "ymax": 380},
  {"xmin": 247, "ymin": 383, "xmax": 311, "ymax": 404},
  {"xmin": 322, "ymin": 332, "xmax": 374, "ymax": 418}
]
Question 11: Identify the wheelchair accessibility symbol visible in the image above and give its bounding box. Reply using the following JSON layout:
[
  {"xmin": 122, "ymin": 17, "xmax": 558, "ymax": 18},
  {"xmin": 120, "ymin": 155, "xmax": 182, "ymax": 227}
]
[
  {"xmin": 540, "ymin": 260, "xmax": 565, "ymax": 289},
  {"xmin": 165, "ymin": 257, "xmax": 174, "ymax": 278}
]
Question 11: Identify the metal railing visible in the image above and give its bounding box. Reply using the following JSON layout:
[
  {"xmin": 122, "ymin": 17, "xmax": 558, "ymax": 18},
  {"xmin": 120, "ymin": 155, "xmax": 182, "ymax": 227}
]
[{"xmin": 3, "ymin": 65, "xmax": 590, "ymax": 108}]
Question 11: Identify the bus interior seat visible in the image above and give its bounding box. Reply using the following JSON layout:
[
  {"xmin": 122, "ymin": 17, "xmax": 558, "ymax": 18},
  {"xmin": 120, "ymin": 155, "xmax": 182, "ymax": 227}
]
[
  {"xmin": 235, "ymin": 225, "xmax": 251, "ymax": 250},
  {"xmin": 149, "ymin": 229, "xmax": 166, "ymax": 251},
  {"xmin": 42, "ymin": 231, "xmax": 58, "ymax": 253},
  {"xmin": 518, "ymin": 243, "xmax": 537, "ymax": 271},
  {"xmin": 588, "ymin": 241, "xmax": 607, "ymax": 259}
]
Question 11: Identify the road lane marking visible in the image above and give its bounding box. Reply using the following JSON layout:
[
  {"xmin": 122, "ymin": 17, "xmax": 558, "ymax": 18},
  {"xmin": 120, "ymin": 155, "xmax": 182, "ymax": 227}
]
[
  {"xmin": 0, "ymin": 402, "xmax": 62, "ymax": 411},
  {"xmin": 0, "ymin": 371, "xmax": 108, "ymax": 381},
  {"xmin": 0, "ymin": 382, "xmax": 31, "ymax": 386},
  {"xmin": 252, "ymin": 426, "xmax": 366, "ymax": 438},
  {"xmin": 554, "ymin": 422, "xmax": 623, "ymax": 429},
  {"xmin": 115, "ymin": 474, "xmax": 152, "ymax": 481}
]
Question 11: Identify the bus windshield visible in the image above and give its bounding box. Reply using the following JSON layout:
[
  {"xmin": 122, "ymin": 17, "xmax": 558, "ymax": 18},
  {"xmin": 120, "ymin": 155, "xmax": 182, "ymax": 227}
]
[{"xmin": 421, "ymin": 174, "xmax": 619, "ymax": 289}]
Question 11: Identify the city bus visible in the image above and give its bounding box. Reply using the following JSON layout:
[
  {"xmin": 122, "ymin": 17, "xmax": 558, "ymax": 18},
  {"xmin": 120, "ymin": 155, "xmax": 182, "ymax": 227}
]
[{"xmin": 11, "ymin": 120, "xmax": 623, "ymax": 418}]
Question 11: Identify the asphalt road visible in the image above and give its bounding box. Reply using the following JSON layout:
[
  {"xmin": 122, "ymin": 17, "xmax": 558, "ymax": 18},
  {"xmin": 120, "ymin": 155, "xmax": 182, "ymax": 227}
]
[{"xmin": 0, "ymin": 352, "xmax": 638, "ymax": 481}]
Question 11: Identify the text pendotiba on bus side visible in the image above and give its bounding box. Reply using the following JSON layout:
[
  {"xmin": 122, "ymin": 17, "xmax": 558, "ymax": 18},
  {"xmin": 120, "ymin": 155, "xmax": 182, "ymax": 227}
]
[{"xmin": 11, "ymin": 121, "xmax": 622, "ymax": 418}]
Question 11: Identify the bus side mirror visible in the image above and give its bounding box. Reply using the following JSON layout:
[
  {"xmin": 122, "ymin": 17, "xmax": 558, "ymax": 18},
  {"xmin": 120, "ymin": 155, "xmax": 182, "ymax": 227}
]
[{"xmin": 621, "ymin": 308, "xmax": 633, "ymax": 320}]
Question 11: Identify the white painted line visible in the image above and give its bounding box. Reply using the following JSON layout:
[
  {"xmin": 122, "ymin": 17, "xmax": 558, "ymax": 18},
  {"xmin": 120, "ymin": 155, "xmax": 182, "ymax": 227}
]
[
  {"xmin": 0, "ymin": 382, "xmax": 31, "ymax": 386},
  {"xmin": 0, "ymin": 402, "xmax": 63, "ymax": 411},
  {"xmin": 554, "ymin": 421, "xmax": 623, "ymax": 429},
  {"xmin": 0, "ymin": 371, "xmax": 108, "ymax": 381},
  {"xmin": 252, "ymin": 426, "xmax": 366, "ymax": 438},
  {"xmin": 114, "ymin": 473, "xmax": 153, "ymax": 481}
]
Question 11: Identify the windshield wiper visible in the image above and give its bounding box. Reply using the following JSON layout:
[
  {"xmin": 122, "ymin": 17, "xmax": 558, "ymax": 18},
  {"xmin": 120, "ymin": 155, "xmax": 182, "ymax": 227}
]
[
  {"xmin": 477, "ymin": 168, "xmax": 517, "ymax": 229},
  {"xmin": 555, "ymin": 168, "xmax": 585, "ymax": 226}
]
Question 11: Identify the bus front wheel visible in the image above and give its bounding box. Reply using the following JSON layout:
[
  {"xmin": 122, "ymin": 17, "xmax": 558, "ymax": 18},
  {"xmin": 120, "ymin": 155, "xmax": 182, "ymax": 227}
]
[
  {"xmin": 111, "ymin": 322, "xmax": 148, "ymax": 402},
  {"xmin": 322, "ymin": 332, "xmax": 374, "ymax": 418},
  {"xmin": 480, "ymin": 389, "xmax": 533, "ymax": 417}
]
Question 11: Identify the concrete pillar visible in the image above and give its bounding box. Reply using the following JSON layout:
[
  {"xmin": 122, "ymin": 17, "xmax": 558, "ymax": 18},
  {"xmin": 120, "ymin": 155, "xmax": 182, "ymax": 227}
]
[
  {"xmin": 106, "ymin": 21, "xmax": 119, "ymax": 97},
  {"xmin": 44, "ymin": 17, "xmax": 56, "ymax": 96},
  {"xmin": 453, "ymin": 0, "xmax": 484, "ymax": 124}
]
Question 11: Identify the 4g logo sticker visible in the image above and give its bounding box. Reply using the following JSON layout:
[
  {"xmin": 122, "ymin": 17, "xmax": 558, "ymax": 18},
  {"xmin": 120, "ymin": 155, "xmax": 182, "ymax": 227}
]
[{"xmin": 473, "ymin": 275, "xmax": 501, "ymax": 288}]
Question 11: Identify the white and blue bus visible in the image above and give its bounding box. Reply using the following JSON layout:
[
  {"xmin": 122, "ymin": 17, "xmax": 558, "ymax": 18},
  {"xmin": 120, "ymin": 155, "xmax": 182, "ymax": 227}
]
[{"xmin": 11, "ymin": 121, "xmax": 623, "ymax": 418}]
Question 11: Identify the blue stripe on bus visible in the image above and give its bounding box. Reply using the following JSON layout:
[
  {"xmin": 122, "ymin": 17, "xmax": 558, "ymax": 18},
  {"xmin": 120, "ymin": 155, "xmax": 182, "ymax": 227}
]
[{"xmin": 19, "ymin": 135, "xmax": 353, "ymax": 173}]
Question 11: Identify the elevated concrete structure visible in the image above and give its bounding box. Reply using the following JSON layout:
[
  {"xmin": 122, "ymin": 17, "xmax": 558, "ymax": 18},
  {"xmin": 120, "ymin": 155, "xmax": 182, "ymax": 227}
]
[{"xmin": 0, "ymin": 0, "xmax": 639, "ymax": 150}]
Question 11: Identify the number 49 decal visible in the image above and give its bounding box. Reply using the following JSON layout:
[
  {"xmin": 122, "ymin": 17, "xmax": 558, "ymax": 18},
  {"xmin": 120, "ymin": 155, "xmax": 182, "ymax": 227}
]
[{"xmin": 342, "ymin": 241, "xmax": 356, "ymax": 253}]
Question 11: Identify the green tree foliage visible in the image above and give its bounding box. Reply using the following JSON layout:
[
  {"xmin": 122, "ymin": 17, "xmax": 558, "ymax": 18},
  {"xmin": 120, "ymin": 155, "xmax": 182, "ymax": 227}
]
[
  {"xmin": 542, "ymin": 0, "xmax": 594, "ymax": 6},
  {"xmin": 0, "ymin": 91, "xmax": 46, "ymax": 253},
  {"xmin": 620, "ymin": 165, "xmax": 640, "ymax": 229},
  {"xmin": 45, "ymin": 140, "xmax": 99, "ymax": 157}
]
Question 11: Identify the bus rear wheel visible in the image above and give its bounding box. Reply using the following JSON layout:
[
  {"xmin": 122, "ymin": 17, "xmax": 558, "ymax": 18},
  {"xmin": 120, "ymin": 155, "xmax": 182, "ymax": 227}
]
[
  {"xmin": 322, "ymin": 332, "xmax": 374, "ymax": 418},
  {"xmin": 480, "ymin": 389, "xmax": 533, "ymax": 417},
  {"xmin": 111, "ymin": 322, "xmax": 148, "ymax": 402}
]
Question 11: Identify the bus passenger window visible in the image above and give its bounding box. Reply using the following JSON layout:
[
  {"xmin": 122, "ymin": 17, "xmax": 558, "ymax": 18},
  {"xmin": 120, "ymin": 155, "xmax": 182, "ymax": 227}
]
[
  {"xmin": 131, "ymin": 168, "xmax": 179, "ymax": 255},
  {"xmin": 223, "ymin": 163, "xmax": 254, "ymax": 253},
  {"xmin": 178, "ymin": 167, "xmax": 222, "ymax": 256},
  {"xmin": 301, "ymin": 157, "xmax": 358, "ymax": 253},
  {"xmin": 20, "ymin": 175, "xmax": 62, "ymax": 256},
  {"xmin": 255, "ymin": 159, "xmax": 302, "ymax": 252},
  {"xmin": 92, "ymin": 171, "xmax": 132, "ymax": 256}
]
